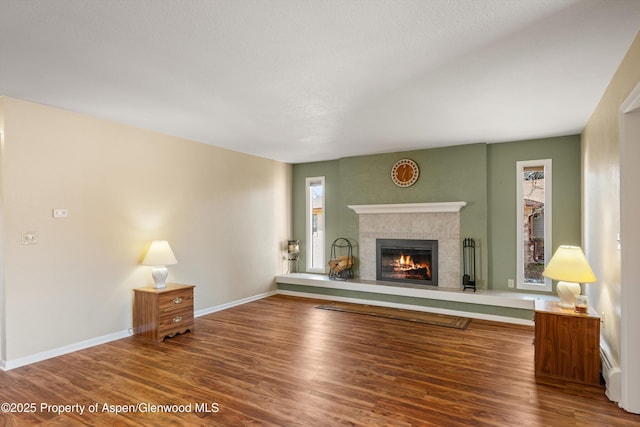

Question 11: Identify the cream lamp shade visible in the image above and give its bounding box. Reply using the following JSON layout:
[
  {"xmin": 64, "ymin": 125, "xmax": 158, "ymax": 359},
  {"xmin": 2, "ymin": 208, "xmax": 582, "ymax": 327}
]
[
  {"xmin": 542, "ymin": 245, "xmax": 596, "ymax": 308},
  {"xmin": 141, "ymin": 240, "xmax": 178, "ymax": 289}
]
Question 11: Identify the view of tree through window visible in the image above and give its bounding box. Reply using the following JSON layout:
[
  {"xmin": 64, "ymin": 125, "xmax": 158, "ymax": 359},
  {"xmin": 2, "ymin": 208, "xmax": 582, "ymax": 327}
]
[
  {"xmin": 522, "ymin": 166, "xmax": 545, "ymax": 284},
  {"xmin": 516, "ymin": 159, "xmax": 552, "ymax": 291}
]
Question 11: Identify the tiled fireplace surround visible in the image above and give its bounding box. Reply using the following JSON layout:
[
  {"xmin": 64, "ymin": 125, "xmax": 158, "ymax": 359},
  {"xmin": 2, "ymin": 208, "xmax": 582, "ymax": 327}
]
[{"xmin": 348, "ymin": 202, "xmax": 467, "ymax": 289}]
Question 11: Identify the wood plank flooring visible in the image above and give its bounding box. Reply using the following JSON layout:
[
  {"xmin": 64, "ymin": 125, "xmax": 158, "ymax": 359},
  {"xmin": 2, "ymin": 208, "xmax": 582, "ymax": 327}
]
[{"xmin": 1, "ymin": 294, "xmax": 638, "ymax": 426}]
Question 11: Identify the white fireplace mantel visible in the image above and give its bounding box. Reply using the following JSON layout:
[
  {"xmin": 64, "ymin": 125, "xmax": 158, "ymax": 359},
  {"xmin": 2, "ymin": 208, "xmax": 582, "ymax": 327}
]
[{"xmin": 348, "ymin": 201, "xmax": 467, "ymax": 215}]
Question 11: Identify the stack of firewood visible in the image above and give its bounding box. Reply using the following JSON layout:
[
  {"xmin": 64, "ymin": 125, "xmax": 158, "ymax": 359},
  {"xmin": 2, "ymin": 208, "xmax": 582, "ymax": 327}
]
[{"xmin": 328, "ymin": 255, "xmax": 353, "ymax": 273}]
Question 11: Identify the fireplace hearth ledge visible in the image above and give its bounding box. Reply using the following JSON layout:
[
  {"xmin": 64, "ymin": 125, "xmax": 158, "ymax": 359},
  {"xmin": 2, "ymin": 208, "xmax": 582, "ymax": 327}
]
[{"xmin": 275, "ymin": 273, "xmax": 558, "ymax": 325}]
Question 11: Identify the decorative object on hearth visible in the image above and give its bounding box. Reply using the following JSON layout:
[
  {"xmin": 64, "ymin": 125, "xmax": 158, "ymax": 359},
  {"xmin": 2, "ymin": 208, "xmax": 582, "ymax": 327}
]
[
  {"xmin": 462, "ymin": 237, "xmax": 476, "ymax": 292},
  {"xmin": 328, "ymin": 238, "xmax": 354, "ymax": 280},
  {"xmin": 391, "ymin": 158, "xmax": 419, "ymax": 187},
  {"xmin": 542, "ymin": 245, "xmax": 596, "ymax": 309},
  {"xmin": 141, "ymin": 240, "xmax": 178, "ymax": 289},
  {"xmin": 287, "ymin": 240, "xmax": 300, "ymax": 273}
]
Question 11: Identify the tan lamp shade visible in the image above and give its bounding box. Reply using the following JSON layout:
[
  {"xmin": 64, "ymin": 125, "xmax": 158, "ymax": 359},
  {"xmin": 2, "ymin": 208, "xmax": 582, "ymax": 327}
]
[
  {"xmin": 141, "ymin": 240, "xmax": 178, "ymax": 289},
  {"xmin": 141, "ymin": 240, "xmax": 178, "ymax": 266},
  {"xmin": 542, "ymin": 245, "xmax": 596, "ymax": 283}
]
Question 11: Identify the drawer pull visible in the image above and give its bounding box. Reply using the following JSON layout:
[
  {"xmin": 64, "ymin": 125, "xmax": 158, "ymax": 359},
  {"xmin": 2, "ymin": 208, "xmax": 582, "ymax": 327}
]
[
  {"xmin": 173, "ymin": 297, "xmax": 183, "ymax": 304},
  {"xmin": 173, "ymin": 316, "xmax": 182, "ymax": 324}
]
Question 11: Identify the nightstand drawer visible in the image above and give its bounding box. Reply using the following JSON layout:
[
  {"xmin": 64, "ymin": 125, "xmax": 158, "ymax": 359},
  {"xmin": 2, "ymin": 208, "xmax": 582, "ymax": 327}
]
[
  {"xmin": 158, "ymin": 308, "xmax": 194, "ymax": 336},
  {"xmin": 159, "ymin": 289, "xmax": 194, "ymax": 314}
]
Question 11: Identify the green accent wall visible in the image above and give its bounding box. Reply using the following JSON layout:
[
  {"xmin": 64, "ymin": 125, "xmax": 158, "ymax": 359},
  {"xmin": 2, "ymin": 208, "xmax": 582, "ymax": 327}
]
[
  {"xmin": 487, "ymin": 137, "xmax": 582, "ymax": 292},
  {"xmin": 292, "ymin": 135, "xmax": 581, "ymax": 293}
]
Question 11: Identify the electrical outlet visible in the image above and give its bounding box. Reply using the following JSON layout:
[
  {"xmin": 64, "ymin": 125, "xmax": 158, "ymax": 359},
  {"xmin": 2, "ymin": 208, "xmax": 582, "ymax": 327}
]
[
  {"xmin": 22, "ymin": 231, "xmax": 38, "ymax": 245},
  {"xmin": 508, "ymin": 279, "xmax": 515, "ymax": 288}
]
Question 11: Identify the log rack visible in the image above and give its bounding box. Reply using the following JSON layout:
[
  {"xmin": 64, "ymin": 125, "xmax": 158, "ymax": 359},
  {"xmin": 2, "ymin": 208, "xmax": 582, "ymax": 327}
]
[{"xmin": 328, "ymin": 238, "xmax": 354, "ymax": 281}]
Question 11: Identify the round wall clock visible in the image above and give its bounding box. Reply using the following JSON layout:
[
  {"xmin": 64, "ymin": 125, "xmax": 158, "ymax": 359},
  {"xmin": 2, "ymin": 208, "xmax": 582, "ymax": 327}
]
[{"xmin": 391, "ymin": 159, "xmax": 419, "ymax": 187}]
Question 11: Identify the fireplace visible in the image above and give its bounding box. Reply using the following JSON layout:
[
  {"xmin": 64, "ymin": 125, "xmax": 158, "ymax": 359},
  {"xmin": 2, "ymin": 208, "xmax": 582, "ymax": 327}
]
[
  {"xmin": 350, "ymin": 202, "xmax": 465, "ymax": 288},
  {"xmin": 376, "ymin": 239, "xmax": 438, "ymax": 286}
]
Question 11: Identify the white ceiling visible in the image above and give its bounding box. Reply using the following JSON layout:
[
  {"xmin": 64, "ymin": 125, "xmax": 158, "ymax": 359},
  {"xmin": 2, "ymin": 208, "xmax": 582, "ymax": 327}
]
[{"xmin": 1, "ymin": 1, "xmax": 639, "ymax": 164}]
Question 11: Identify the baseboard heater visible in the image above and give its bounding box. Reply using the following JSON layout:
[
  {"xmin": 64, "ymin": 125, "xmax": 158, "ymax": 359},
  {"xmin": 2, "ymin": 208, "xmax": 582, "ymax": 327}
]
[{"xmin": 601, "ymin": 344, "xmax": 621, "ymax": 403}]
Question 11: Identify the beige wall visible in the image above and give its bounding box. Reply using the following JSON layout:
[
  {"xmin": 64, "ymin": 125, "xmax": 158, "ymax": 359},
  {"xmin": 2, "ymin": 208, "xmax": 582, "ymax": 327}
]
[
  {"xmin": 0, "ymin": 97, "xmax": 292, "ymax": 363},
  {"xmin": 0, "ymin": 98, "xmax": 5, "ymax": 361},
  {"xmin": 582, "ymin": 31, "xmax": 640, "ymax": 410}
]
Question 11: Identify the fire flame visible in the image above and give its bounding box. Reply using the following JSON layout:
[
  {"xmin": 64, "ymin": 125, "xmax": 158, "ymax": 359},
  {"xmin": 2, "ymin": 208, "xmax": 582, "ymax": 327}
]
[{"xmin": 394, "ymin": 254, "xmax": 428, "ymax": 271}]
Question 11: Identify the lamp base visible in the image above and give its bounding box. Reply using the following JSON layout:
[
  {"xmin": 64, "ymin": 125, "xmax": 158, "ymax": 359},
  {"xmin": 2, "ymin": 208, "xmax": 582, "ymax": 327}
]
[
  {"xmin": 151, "ymin": 266, "xmax": 169, "ymax": 289},
  {"xmin": 557, "ymin": 280, "xmax": 581, "ymax": 308}
]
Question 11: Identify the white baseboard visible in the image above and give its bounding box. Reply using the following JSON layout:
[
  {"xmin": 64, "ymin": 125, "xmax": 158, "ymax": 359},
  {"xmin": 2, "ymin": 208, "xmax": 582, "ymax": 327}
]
[
  {"xmin": 2, "ymin": 329, "xmax": 132, "ymax": 371},
  {"xmin": 277, "ymin": 289, "xmax": 534, "ymax": 326},
  {"xmin": 194, "ymin": 290, "xmax": 278, "ymax": 317},
  {"xmin": 1, "ymin": 290, "xmax": 278, "ymax": 371}
]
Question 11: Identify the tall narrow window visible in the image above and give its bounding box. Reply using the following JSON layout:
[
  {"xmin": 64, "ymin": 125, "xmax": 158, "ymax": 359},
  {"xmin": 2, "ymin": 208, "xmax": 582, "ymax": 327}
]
[
  {"xmin": 516, "ymin": 159, "xmax": 552, "ymax": 291},
  {"xmin": 306, "ymin": 177, "xmax": 325, "ymax": 273}
]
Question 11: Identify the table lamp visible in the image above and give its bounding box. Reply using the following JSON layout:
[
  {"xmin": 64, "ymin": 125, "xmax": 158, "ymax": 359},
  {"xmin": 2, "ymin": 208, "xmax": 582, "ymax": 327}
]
[
  {"xmin": 542, "ymin": 245, "xmax": 596, "ymax": 309},
  {"xmin": 141, "ymin": 240, "xmax": 178, "ymax": 289}
]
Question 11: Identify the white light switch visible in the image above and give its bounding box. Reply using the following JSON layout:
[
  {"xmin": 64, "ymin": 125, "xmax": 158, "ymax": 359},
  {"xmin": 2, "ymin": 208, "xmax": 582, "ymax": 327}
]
[{"xmin": 53, "ymin": 208, "xmax": 68, "ymax": 218}]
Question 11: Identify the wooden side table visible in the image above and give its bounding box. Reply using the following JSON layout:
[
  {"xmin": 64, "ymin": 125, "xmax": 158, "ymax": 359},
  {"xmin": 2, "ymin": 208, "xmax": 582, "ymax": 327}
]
[
  {"xmin": 133, "ymin": 283, "xmax": 195, "ymax": 341},
  {"xmin": 534, "ymin": 299, "xmax": 601, "ymax": 386}
]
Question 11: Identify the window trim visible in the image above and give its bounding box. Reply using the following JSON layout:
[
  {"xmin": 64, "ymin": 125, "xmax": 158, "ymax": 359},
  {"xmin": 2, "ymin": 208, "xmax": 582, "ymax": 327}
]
[
  {"xmin": 516, "ymin": 159, "xmax": 552, "ymax": 292},
  {"xmin": 305, "ymin": 176, "xmax": 325, "ymax": 273}
]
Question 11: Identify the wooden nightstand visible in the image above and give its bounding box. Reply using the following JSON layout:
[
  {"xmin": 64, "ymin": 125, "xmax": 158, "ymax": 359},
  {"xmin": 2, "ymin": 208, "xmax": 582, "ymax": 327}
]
[
  {"xmin": 534, "ymin": 300, "xmax": 601, "ymax": 386},
  {"xmin": 133, "ymin": 283, "xmax": 195, "ymax": 341}
]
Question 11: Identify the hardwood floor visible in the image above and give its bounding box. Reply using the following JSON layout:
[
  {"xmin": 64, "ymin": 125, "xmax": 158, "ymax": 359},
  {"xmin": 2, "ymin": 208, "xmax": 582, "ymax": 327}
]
[{"xmin": 1, "ymin": 294, "xmax": 638, "ymax": 426}]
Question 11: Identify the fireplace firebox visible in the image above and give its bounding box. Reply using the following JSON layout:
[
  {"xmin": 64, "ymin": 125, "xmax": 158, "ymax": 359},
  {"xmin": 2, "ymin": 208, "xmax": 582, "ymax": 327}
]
[{"xmin": 376, "ymin": 239, "xmax": 438, "ymax": 286}]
